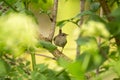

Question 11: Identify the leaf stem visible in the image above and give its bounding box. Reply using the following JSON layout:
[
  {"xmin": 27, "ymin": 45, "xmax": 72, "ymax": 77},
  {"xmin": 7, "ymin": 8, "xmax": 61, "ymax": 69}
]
[{"xmin": 31, "ymin": 52, "xmax": 36, "ymax": 71}]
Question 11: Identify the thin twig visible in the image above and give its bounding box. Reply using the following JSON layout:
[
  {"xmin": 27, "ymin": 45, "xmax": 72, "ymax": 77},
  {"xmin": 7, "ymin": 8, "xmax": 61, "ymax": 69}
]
[
  {"xmin": 35, "ymin": 54, "xmax": 56, "ymax": 60},
  {"xmin": 76, "ymin": 0, "xmax": 85, "ymax": 60},
  {"xmin": 2, "ymin": 0, "xmax": 18, "ymax": 12},
  {"xmin": 68, "ymin": 19, "xmax": 80, "ymax": 27},
  {"xmin": 48, "ymin": 0, "xmax": 58, "ymax": 42}
]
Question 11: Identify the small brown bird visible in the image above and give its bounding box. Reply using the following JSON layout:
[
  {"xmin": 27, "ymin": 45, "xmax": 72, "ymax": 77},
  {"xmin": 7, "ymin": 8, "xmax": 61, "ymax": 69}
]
[{"xmin": 54, "ymin": 32, "xmax": 68, "ymax": 52}]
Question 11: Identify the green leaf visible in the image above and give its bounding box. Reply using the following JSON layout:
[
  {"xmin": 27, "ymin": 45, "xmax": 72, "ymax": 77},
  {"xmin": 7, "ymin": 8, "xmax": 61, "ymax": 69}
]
[
  {"xmin": 39, "ymin": 40, "xmax": 57, "ymax": 52},
  {"xmin": 0, "ymin": 59, "xmax": 10, "ymax": 77},
  {"xmin": 3, "ymin": 0, "xmax": 17, "ymax": 5},
  {"xmin": 110, "ymin": 7, "xmax": 120, "ymax": 20},
  {"xmin": 77, "ymin": 53, "xmax": 91, "ymax": 71},
  {"xmin": 76, "ymin": 36, "xmax": 103, "ymax": 71},
  {"xmin": 56, "ymin": 70, "xmax": 71, "ymax": 80},
  {"xmin": 90, "ymin": 2, "xmax": 100, "ymax": 12},
  {"xmin": 31, "ymin": 0, "xmax": 53, "ymax": 10},
  {"xmin": 31, "ymin": 0, "xmax": 39, "ymax": 3},
  {"xmin": 111, "ymin": 59, "xmax": 120, "ymax": 76},
  {"xmin": 14, "ymin": 0, "xmax": 25, "ymax": 11},
  {"xmin": 57, "ymin": 57, "xmax": 70, "ymax": 68},
  {"xmin": 31, "ymin": 71, "xmax": 47, "ymax": 80},
  {"xmin": 35, "ymin": 64, "xmax": 48, "ymax": 72},
  {"xmin": 26, "ymin": 61, "xmax": 30, "ymax": 66},
  {"xmin": 42, "ymin": 0, "xmax": 47, "ymax": 3},
  {"xmin": 77, "ymin": 52, "xmax": 102, "ymax": 72},
  {"xmin": 17, "ymin": 66, "xmax": 25, "ymax": 74},
  {"xmin": 100, "ymin": 45, "xmax": 109, "ymax": 58},
  {"xmin": 76, "ymin": 36, "xmax": 96, "ymax": 46},
  {"xmin": 81, "ymin": 21, "xmax": 110, "ymax": 38},
  {"xmin": 57, "ymin": 20, "xmax": 68, "ymax": 28},
  {"xmin": 67, "ymin": 61, "xmax": 86, "ymax": 80},
  {"xmin": 113, "ymin": 78, "xmax": 120, "ymax": 80},
  {"xmin": 76, "ymin": 36, "xmax": 98, "ymax": 55},
  {"xmin": 73, "ymin": 10, "xmax": 94, "ymax": 19},
  {"xmin": 107, "ymin": 22, "xmax": 118, "ymax": 34},
  {"xmin": 107, "ymin": 19, "xmax": 120, "ymax": 37},
  {"xmin": 57, "ymin": 58, "xmax": 86, "ymax": 80},
  {"xmin": 109, "ymin": 51, "xmax": 118, "ymax": 61},
  {"xmin": 87, "ymin": 14, "xmax": 106, "ymax": 23}
]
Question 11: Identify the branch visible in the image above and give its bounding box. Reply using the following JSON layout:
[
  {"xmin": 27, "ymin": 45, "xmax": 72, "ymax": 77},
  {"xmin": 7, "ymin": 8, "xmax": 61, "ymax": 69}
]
[
  {"xmin": 52, "ymin": 49, "xmax": 72, "ymax": 61},
  {"xmin": 35, "ymin": 53, "xmax": 56, "ymax": 60},
  {"xmin": 2, "ymin": 0, "xmax": 18, "ymax": 12},
  {"xmin": 79, "ymin": 0, "xmax": 85, "ymax": 26},
  {"xmin": 99, "ymin": 0, "xmax": 113, "ymax": 21},
  {"xmin": 48, "ymin": 0, "xmax": 58, "ymax": 42},
  {"xmin": 76, "ymin": 0, "xmax": 85, "ymax": 59},
  {"xmin": 35, "ymin": 46, "xmax": 71, "ymax": 61}
]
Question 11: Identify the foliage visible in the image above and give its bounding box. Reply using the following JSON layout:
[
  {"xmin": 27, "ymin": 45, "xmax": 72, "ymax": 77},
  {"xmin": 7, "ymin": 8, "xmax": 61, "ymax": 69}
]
[
  {"xmin": 0, "ymin": 13, "xmax": 39, "ymax": 57},
  {"xmin": 39, "ymin": 40, "xmax": 57, "ymax": 52},
  {"xmin": 56, "ymin": 0, "xmax": 120, "ymax": 80},
  {"xmin": 0, "ymin": 56, "xmax": 71, "ymax": 80},
  {"xmin": 0, "ymin": 0, "xmax": 120, "ymax": 80}
]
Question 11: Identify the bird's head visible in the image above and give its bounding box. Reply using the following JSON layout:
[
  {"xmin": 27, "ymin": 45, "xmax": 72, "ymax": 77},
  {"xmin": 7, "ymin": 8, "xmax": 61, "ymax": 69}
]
[{"xmin": 60, "ymin": 33, "xmax": 68, "ymax": 37}]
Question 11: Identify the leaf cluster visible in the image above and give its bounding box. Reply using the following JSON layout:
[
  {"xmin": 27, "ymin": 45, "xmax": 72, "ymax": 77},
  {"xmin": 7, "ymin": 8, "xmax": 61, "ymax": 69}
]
[{"xmin": 1, "ymin": 0, "xmax": 120, "ymax": 80}]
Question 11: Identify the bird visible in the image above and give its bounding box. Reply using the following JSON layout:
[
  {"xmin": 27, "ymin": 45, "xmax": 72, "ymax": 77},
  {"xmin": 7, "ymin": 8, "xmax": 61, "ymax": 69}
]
[{"xmin": 54, "ymin": 31, "xmax": 68, "ymax": 52}]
